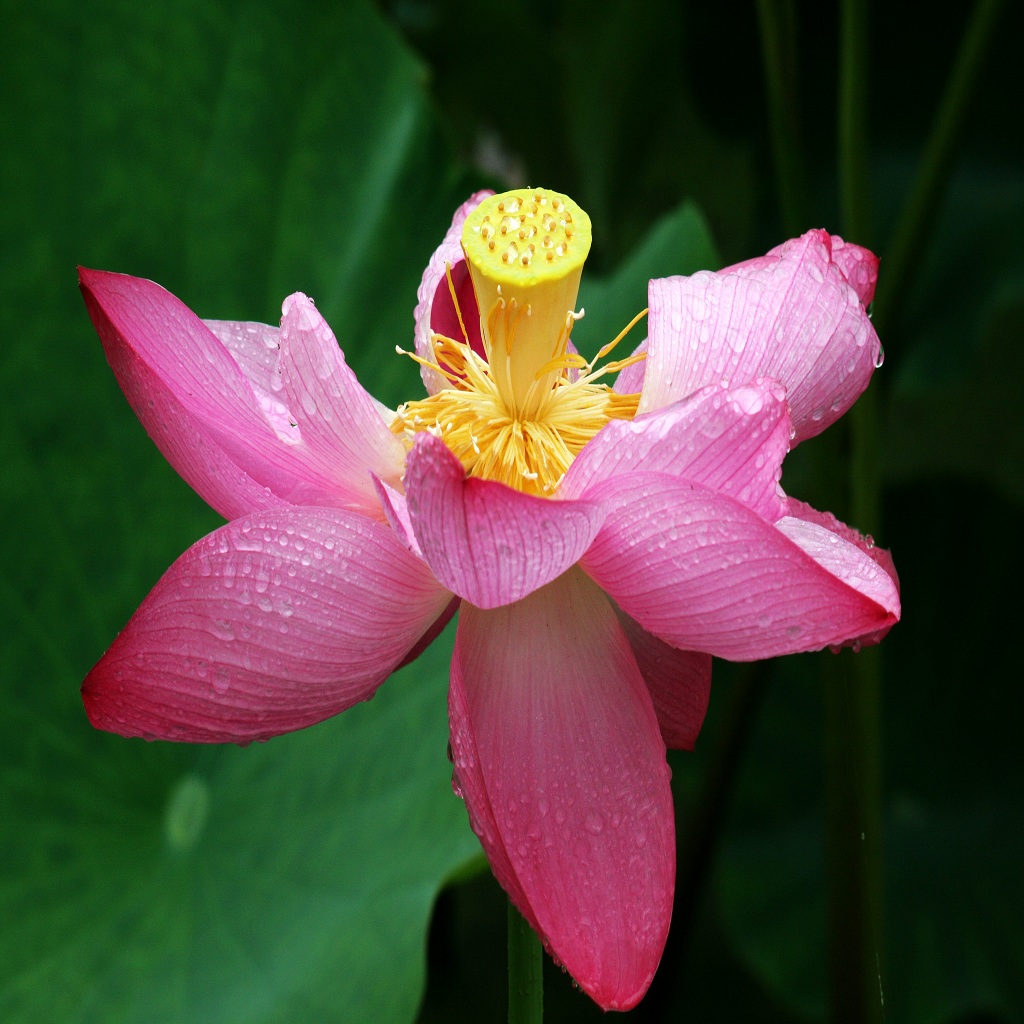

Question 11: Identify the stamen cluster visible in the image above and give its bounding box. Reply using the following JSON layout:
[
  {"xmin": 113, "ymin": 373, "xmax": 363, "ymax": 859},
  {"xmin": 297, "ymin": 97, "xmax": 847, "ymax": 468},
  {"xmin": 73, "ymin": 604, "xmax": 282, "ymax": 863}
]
[{"xmin": 393, "ymin": 188, "xmax": 645, "ymax": 496}]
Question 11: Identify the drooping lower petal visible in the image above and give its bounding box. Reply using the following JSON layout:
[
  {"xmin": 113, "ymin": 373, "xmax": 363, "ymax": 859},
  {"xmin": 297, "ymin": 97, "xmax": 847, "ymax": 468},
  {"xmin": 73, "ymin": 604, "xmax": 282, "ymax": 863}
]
[
  {"xmin": 404, "ymin": 432, "xmax": 604, "ymax": 608},
  {"xmin": 581, "ymin": 473, "xmax": 900, "ymax": 660},
  {"xmin": 639, "ymin": 230, "xmax": 881, "ymax": 444},
  {"xmin": 83, "ymin": 508, "xmax": 452, "ymax": 743},
  {"xmin": 616, "ymin": 610, "xmax": 712, "ymax": 751},
  {"xmin": 562, "ymin": 379, "xmax": 791, "ymax": 523},
  {"xmin": 448, "ymin": 568, "xmax": 675, "ymax": 1010}
]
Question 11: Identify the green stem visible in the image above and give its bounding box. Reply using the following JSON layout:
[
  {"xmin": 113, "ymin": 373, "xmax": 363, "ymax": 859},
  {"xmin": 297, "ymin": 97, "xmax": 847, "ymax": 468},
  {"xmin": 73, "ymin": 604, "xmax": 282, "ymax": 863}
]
[
  {"xmin": 823, "ymin": 650, "xmax": 885, "ymax": 1024},
  {"xmin": 838, "ymin": 0, "xmax": 871, "ymax": 242},
  {"xmin": 756, "ymin": 0, "xmax": 807, "ymax": 235},
  {"xmin": 825, "ymin": 8, "xmax": 1007, "ymax": 1020},
  {"xmin": 832, "ymin": 3, "xmax": 885, "ymax": 1023},
  {"xmin": 507, "ymin": 901, "xmax": 543, "ymax": 1024},
  {"xmin": 872, "ymin": 0, "xmax": 1006, "ymax": 332}
]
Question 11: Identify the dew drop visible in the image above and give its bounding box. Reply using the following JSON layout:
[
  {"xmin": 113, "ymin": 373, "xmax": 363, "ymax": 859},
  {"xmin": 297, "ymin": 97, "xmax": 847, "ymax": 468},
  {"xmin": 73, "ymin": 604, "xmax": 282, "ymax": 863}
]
[
  {"xmin": 212, "ymin": 667, "xmax": 231, "ymax": 694},
  {"xmin": 450, "ymin": 771, "xmax": 464, "ymax": 800},
  {"xmin": 210, "ymin": 619, "xmax": 235, "ymax": 641}
]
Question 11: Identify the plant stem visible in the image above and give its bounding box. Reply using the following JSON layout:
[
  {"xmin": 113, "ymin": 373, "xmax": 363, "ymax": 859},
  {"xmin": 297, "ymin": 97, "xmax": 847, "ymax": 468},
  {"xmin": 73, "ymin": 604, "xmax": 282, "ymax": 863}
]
[
  {"xmin": 838, "ymin": 0, "xmax": 871, "ymax": 243},
  {"xmin": 756, "ymin": 0, "xmax": 807, "ymax": 235},
  {"xmin": 826, "ymin": 9, "xmax": 1005, "ymax": 1015},
  {"xmin": 832, "ymin": 3, "xmax": 885, "ymax": 1023},
  {"xmin": 823, "ymin": 649, "xmax": 885, "ymax": 1024},
  {"xmin": 508, "ymin": 901, "xmax": 543, "ymax": 1024},
  {"xmin": 872, "ymin": 0, "xmax": 1007, "ymax": 332}
]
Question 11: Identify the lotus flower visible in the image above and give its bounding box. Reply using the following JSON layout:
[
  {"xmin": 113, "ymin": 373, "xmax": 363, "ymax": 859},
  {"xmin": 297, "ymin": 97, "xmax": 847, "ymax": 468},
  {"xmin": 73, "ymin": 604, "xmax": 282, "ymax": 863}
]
[{"xmin": 80, "ymin": 188, "xmax": 899, "ymax": 1010}]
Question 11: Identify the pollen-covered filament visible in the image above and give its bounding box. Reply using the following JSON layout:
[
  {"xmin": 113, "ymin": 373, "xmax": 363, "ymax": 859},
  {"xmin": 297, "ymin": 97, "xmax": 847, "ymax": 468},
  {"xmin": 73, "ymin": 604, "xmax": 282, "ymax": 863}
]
[
  {"xmin": 392, "ymin": 187, "xmax": 646, "ymax": 496},
  {"xmin": 392, "ymin": 319, "xmax": 645, "ymax": 497}
]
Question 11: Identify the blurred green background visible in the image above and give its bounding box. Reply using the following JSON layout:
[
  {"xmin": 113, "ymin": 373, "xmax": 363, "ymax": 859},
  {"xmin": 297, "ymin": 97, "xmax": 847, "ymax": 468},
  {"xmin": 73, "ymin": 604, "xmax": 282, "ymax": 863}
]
[{"xmin": 2, "ymin": 0, "xmax": 1021, "ymax": 1021}]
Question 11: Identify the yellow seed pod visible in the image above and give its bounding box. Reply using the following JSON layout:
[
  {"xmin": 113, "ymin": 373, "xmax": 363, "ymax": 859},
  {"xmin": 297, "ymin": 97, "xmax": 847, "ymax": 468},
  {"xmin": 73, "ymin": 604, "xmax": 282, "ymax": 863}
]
[{"xmin": 461, "ymin": 188, "xmax": 592, "ymax": 415}]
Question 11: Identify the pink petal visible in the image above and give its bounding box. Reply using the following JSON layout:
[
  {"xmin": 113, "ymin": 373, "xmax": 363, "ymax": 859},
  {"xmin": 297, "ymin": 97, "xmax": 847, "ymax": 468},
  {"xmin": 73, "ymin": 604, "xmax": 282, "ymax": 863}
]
[
  {"xmin": 448, "ymin": 568, "xmax": 674, "ymax": 1010},
  {"xmin": 562, "ymin": 379, "xmax": 791, "ymax": 523},
  {"xmin": 404, "ymin": 432, "xmax": 603, "ymax": 608},
  {"xmin": 827, "ymin": 236, "xmax": 879, "ymax": 307},
  {"xmin": 413, "ymin": 192, "xmax": 493, "ymax": 394},
  {"xmin": 273, "ymin": 293, "xmax": 406, "ymax": 506},
  {"xmin": 785, "ymin": 496, "xmax": 899, "ymax": 591},
  {"xmin": 81, "ymin": 270, "xmax": 403, "ymax": 521},
  {"xmin": 397, "ymin": 595, "xmax": 461, "ymax": 670},
  {"xmin": 639, "ymin": 230, "xmax": 881, "ymax": 444},
  {"xmin": 581, "ymin": 473, "xmax": 900, "ymax": 660},
  {"xmin": 206, "ymin": 300, "xmax": 408, "ymax": 511},
  {"xmin": 616, "ymin": 610, "xmax": 712, "ymax": 751},
  {"xmin": 82, "ymin": 508, "xmax": 452, "ymax": 743},
  {"xmin": 774, "ymin": 505, "xmax": 900, "ymax": 649},
  {"xmin": 613, "ymin": 337, "xmax": 648, "ymax": 395},
  {"xmin": 373, "ymin": 475, "xmax": 421, "ymax": 556},
  {"xmin": 200, "ymin": 317, "xmax": 284, "ymax": 405},
  {"xmin": 81, "ymin": 268, "xmax": 291, "ymax": 520}
]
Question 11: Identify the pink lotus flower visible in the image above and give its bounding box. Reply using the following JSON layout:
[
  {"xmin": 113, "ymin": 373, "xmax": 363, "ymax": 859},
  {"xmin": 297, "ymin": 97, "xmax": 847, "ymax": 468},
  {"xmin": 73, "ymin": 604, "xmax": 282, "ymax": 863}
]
[{"xmin": 80, "ymin": 188, "xmax": 899, "ymax": 1011}]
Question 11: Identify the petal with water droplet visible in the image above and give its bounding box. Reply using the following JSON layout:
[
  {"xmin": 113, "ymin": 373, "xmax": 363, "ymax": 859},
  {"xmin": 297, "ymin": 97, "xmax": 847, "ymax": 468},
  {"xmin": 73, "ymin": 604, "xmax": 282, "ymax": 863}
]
[
  {"xmin": 562, "ymin": 379, "xmax": 790, "ymax": 523},
  {"xmin": 405, "ymin": 432, "xmax": 603, "ymax": 608},
  {"xmin": 448, "ymin": 568, "xmax": 674, "ymax": 1011},
  {"xmin": 639, "ymin": 230, "xmax": 881, "ymax": 444},
  {"xmin": 83, "ymin": 508, "xmax": 452, "ymax": 743},
  {"xmin": 581, "ymin": 472, "xmax": 900, "ymax": 659}
]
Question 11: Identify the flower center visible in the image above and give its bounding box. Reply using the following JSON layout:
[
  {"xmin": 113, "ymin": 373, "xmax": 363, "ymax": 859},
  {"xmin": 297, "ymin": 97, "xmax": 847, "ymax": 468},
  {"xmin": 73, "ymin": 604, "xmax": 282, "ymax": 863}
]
[{"xmin": 392, "ymin": 188, "xmax": 645, "ymax": 497}]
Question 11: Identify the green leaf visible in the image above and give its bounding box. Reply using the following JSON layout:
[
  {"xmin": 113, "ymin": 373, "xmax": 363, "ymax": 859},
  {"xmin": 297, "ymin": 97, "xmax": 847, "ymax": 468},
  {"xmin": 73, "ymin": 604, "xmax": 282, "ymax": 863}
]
[
  {"xmin": 0, "ymin": 1, "xmax": 481, "ymax": 1021},
  {"xmin": 884, "ymin": 291, "xmax": 1024, "ymax": 507},
  {"xmin": 392, "ymin": 0, "xmax": 754, "ymax": 268},
  {"xmin": 3, "ymin": 635, "xmax": 479, "ymax": 1024},
  {"xmin": 877, "ymin": 161, "xmax": 1024, "ymax": 506},
  {"xmin": 577, "ymin": 199, "xmax": 720, "ymax": 355}
]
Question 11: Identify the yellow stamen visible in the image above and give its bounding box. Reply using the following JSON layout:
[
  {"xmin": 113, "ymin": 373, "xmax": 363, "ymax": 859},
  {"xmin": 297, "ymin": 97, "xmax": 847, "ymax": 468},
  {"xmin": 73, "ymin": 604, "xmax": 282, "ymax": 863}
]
[
  {"xmin": 392, "ymin": 188, "xmax": 647, "ymax": 497},
  {"xmin": 597, "ymin": 307, "xmax": 649, "ymax": 360},
  {"xmin": 444, "ymin": 262, "xmax": 471, "ymax": 347}
]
